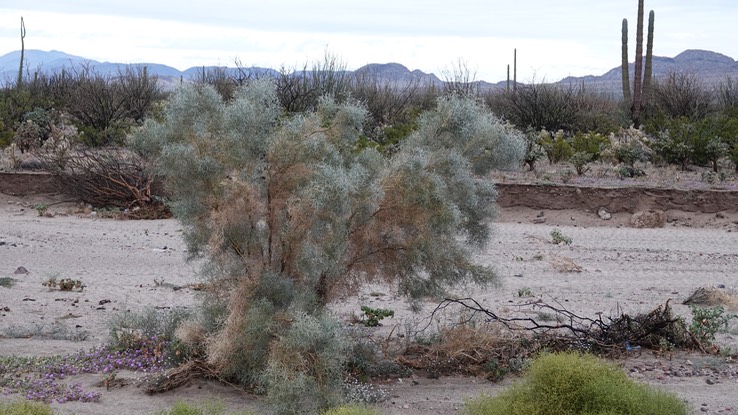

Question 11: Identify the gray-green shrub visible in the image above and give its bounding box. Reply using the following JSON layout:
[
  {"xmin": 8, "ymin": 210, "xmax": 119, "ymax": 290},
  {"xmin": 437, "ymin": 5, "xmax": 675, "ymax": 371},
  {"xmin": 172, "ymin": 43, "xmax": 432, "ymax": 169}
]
[{"xmin": 130, "ymin": 80, "xmax": 523, "ymax": 413}]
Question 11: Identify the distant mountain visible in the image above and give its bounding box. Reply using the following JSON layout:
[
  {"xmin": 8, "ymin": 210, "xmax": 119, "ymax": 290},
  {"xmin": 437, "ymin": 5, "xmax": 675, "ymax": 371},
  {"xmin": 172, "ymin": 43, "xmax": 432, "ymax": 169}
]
[
  {"xmin": 2, "ymin": 49, "xmax": 737, "ymax": 95},
  {"xmin": 559, "ymin": 49, "xmax": 738, "ymax": 95}
]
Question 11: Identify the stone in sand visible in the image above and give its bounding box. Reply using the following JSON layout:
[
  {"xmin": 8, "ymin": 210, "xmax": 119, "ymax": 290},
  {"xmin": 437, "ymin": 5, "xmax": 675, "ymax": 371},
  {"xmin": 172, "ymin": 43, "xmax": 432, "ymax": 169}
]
[
  {"xmin": 13, "ymin": 266, "xmax": 28, "ymax": 274},
  {"xmin": 630, "ymin": 210, "xmax": 665, "ymax": 228}
]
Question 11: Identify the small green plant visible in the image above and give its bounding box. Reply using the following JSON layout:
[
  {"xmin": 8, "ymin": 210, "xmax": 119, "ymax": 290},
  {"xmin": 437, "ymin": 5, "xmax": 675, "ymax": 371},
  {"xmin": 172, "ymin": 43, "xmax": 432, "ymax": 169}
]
[
  {"xmin": 322, "ymin": 405, "xmax": 381, "ymax": 415},
  {"xmin": 701, "ymin": 170, "xmax": 717, "ymax": 184},
  {"xmin": 482, "ymin": 358, "xmax": 508, "ymax": 381},
  {"xmin": 550, "ymin": 228, "xmax": 572, "ymax": 245},
  {"xmin": 536, "ymin": 311, "xmax": 557, "ymax": 322},
  {"xmin": 616, "ymin": 164, "xmax": 646, "ymax": 179},
  {"xmin": 559, "ymin": 168, "xmax": 573, "ymax": 183},
  {"xmin": 42, "ymin": 277, "xmax": 85, "ymax": 291},
  {"xmin": 465, "ymin": 352, "xmax": 689, "ymax": 415},
  {"xmin": 33, "ymin": 203, "xmax": 48, "ymax": 216},
  {"xmin": 569, "ymin": 151, "xmax": 593, "ymax": 175},
  {"xmin": 360, "ymin": 306, "xmax": 394, "ymax": 327},
  {"xmin": 0, "ymin": 276, "xmax": 16, "ymax": 288},
  {"xmin": 0, "ymin": 400, "xmax": 53, "ymax": 415},
  {"xmin": 517, "ymin": 287, "xmax": 533, "ymax": 297},
  {"xmin": 689, "ymin": 305, "xmax": 737, "ymax": 344},
  {"xmin": 154, "ymin": 400, "xmax": 257, "ymax": 415}
]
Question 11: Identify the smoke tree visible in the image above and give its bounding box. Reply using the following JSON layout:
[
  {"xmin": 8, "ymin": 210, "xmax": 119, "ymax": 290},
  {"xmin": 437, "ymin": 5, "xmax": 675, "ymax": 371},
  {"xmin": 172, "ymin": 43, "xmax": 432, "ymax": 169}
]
[{"xmin": 130, "ymin": 80, "xmax": 524, "ymax": 412}]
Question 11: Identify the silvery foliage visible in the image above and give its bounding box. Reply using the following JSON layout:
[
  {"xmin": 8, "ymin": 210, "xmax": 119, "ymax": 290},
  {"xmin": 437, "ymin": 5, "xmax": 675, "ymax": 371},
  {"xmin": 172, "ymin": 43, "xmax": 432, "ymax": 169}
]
[
  {"xmin": 130, "ymin": 80, "xmax": 524, "ymax": 409},
  {"xmin": 130, "ymin": 81, "xmax": 524, "ymax": 303}
]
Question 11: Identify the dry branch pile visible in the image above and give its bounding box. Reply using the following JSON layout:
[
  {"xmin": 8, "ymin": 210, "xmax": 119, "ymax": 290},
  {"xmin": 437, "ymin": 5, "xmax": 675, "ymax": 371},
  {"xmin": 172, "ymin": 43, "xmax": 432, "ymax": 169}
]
[{"xmin": 399, "ymin": 297, "xmax": 702, "ymax": 378}]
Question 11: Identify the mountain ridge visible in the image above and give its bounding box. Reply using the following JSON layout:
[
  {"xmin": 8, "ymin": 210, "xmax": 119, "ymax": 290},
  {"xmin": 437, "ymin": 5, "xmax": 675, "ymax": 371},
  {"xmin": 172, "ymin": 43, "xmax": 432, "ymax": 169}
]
[{"xmin": 2, "ymin": 49, "xmax": 736, "ymax": 95}]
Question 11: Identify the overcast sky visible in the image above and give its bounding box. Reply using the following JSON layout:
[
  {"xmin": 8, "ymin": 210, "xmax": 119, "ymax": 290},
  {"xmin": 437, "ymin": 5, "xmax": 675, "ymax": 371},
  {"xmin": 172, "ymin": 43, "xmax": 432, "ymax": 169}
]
[{"xmin": 0, "ymin": 1, "xmax": 736, "ymax": 82}]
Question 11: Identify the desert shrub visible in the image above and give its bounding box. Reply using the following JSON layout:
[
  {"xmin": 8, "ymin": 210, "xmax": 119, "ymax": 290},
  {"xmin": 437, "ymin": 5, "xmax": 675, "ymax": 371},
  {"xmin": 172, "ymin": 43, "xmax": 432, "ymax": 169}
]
[
  {"xmin": 550, "ymin": 228, "xmax": 572, "ymax": 245},
  {"xmin": 130, "ymin": 80, "xmax": 521, "ymax": 412},
  {"xmin": 704, "ymin": 136, "xmax": 730, "ymax": 172},
  {"xmin": 601, "ymin": 127, "xmax": 652, "ymax": 167},
  {"xmin": 650, "ymin": 72, "xmax": 713, "ymax": 121},
  {"xmin": 13, "ymin": 107, "xmax": 52, "ymax": 153},
  {"xmin": 539, "ymin": 130, "xmax": 573, "ymax": 164},
  {"xmin": 486, "ymin": 82, "xmax": 577, "ymax": 132},
  {"xmin": 60, "ymin": 65, "xmax": 164, "ymax": 147},
  {"xmin": 322, "ymin": 405, "xmax": 380, "ymax": 415},
  {"xmin": 571, "ymin": 131, "xmax": 609, "ymax": 160},
  {"xmin": 360, "ymin": 306, "xmax": 394, "ymax": 327},
  {"xmin": 688, "ymin": 305, "xmax": 737, "ymax": 344},
  {"xmin": 107, "ymin": 307, "xmax": 193, "ymax": 364},
  {"xmin": 650, "ymin": 119, "xmax": 696, "ymax": 170},
  {"xmin": 351, "ymin": 70, "xmax": 434, "ymax": 151},
  {"xmin": 0, "ymin": 276, "xmax": 16, "ymax": 287},
  {"xmin": 569, "ymin": 151, "xmax": 593, "ymax": 175},
  {"xmin": 274, "ymin": 51, "xmax": 352, "ymax": 113},
  {"xmin": 465, "ymin": 352, "xmax": 689, "ymax": 415},
  {"xmin": 154, "ymin": 400, "xmax": 257, "ymax": 415},
  {"xmin": 0, "ymin": 400, "xmax": 53, "ymax": 415},
  {"xmin": 261, "ymin": 313, "xmax": 350, "ymax": 414},
  {"xmin": 522, "ymin": 128, "xmax": 546, "ymax": 171}
]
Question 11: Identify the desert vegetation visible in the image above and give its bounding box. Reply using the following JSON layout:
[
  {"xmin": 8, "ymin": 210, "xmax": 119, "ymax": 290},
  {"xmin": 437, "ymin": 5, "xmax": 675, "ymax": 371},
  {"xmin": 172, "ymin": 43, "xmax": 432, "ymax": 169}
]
[{"xmin": 2, "ymin": 6, "xmax": 738, "ymax": 411}]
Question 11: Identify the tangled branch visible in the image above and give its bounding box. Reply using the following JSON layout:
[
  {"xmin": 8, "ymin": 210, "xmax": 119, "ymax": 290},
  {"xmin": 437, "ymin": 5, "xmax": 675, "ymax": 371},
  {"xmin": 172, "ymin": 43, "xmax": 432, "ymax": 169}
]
[{"xmin": 424, "ymin": 297, "xmax": 696, "ymax": 353}]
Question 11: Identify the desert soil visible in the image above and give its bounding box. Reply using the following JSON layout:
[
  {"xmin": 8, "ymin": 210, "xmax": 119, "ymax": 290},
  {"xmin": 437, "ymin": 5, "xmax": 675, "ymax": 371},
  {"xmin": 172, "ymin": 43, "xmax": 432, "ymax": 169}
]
[{"xmin": 1, "ymin": 177, "xmax": 738, "ymax": 415}]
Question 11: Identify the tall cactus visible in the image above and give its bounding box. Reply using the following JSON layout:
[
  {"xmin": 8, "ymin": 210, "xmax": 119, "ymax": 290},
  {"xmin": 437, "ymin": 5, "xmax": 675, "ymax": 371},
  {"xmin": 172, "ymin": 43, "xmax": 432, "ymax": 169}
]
[
  {"xmin": 621, "ymin": 19, "xmax": 631, "ymax": 104},
  {"xmin": 621, "ymin": 1, "xmax": 654, "ymax": 128},
  {"xmin": 17, "ymin": 16, "xmax": 25, "ymax": 90},
  {"xmin": 631, "ymin": 0, "xmax": 645, "ymax": 127},
  {"xmin": 642, "ymin": 10, "xmax": 655, "ymax": 108}
]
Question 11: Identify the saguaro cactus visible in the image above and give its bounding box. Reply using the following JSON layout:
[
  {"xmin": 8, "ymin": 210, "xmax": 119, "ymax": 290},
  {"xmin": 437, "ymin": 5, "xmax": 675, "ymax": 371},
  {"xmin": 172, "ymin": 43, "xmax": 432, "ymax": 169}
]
[
  {"xmin": 642, "ymin": 10, "xmax": 655, "ymax": 107},
  {"xmin": 17, "ymin": 16, "xmax": 25, "ymax": 90},
  {"xmin": 631, "ymin": 0, "xmax": 645, "ymax": 127},
  {"xmin": 621, "ymin": 19, "xmax": 631, "ymax": 104},
  {"xmin": 621, "ymin": 1, "xmax": 654, "ymax": 128}
]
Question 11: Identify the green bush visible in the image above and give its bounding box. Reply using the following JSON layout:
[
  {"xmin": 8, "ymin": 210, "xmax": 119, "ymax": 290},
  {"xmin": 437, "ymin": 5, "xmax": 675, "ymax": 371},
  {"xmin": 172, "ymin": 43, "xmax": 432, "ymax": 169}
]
[
  {"xmin": 550, "ymin": 228, "xmax": 572, "ymax": 245},
  {"xmin": 688, "ymin": 305, "xmax": 737, "ymax": 344},
  {"xmin": 540, "ymin": 130, "xmax": 573, "ymax": 164},
  {"xmin": 570, "ymin": 151, "xmax": 593, "ymax": 175},
  {"xmin": 0, "ymin": 400, "xmax": 53, "ymax": 415},
  {"xmin": 465, "ymin": 352, "xmax": 689, "ymax": 415},
  {"xmin": 572, "ymin": 131, "xmax": 609, "ymax": 160},
  {"xmin": 322, "ymin": 405, "xmax": 381, "ymax": 415},
  {"xmin": 154, "ymin": 400, "xmax": 256, "ymax": 415}
]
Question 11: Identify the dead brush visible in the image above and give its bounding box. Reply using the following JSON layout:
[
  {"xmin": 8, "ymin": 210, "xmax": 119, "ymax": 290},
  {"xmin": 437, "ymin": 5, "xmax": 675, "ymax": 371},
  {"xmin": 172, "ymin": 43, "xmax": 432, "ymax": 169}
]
[
  {"xmin": 399, "ymin": 322, "xmax": 540, "ymax": 380},
  {"xmin": 683, "ymin": 286, "xmax": 738, "ymax": 311}
]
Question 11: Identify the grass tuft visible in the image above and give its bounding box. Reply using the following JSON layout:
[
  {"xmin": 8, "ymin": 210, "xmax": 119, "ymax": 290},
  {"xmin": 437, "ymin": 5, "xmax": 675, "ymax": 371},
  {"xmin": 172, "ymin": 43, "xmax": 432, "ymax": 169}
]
[
  {"xmin": 465, "ymin": 352, "xmax": 689, "ymax": 415},
  {"xmin": 0, "ymin": 400, "xmax": 53, "ymax": 415}
]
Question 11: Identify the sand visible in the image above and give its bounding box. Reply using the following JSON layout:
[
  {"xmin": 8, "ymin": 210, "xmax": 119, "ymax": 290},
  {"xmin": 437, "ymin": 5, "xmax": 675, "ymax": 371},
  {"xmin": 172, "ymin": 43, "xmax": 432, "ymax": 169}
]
[{"xmin": 1, "ymin": 191, "xmax": 738, "ymax": 415}]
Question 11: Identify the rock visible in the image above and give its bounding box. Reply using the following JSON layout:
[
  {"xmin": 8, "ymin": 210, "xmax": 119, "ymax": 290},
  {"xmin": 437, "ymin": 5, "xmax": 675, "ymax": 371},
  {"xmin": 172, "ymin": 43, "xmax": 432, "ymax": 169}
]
[
  {"xmin": 597, "ymin": 207, "xmax": 611, "ymax": 220},
  {"xmin": 630, "ymin": 210, "xmax": 666, "ymax": 228},
  {"xmin": 13, "ymin": 266, "xmax": 28, "ymax": 274},
  {"xmin": 533, "ymin": 217, "xmax": 546, "ymax": 224}
]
